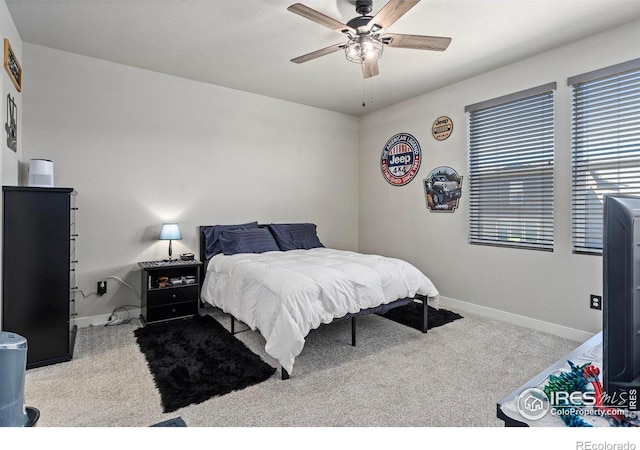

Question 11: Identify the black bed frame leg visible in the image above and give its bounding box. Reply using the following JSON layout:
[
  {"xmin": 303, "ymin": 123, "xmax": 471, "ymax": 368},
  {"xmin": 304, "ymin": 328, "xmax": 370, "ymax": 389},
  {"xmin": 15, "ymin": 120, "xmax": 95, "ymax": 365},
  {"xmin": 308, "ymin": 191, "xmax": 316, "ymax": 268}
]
[
  {"xmin": 351, "ymin": 317, "xmax": 356, "ymax": 346},
  {"xmin": 230, "ymin": 316, "xmax": 235, "ymax": 334},
  {"xmin": 421, "ymin": 296, "xmax": 428, "ymax": 333},
  {"xmin": 281, "ymin": 367, "xmax": 290, "ymax": 380}
]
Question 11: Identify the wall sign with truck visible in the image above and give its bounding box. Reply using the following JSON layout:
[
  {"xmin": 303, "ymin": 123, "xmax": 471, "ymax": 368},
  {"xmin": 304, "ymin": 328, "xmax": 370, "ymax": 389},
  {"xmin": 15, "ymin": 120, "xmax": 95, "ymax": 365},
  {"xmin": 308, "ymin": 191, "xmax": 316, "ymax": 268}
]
[{"xmin": 424, "ymin": 166, "xmax": 463, "ymax": 212}]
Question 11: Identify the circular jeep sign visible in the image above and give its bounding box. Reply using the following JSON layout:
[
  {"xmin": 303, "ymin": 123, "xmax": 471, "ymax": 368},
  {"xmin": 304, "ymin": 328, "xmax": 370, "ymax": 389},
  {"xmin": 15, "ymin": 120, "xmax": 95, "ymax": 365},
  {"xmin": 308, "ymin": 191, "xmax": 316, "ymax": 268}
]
[
  {"xmin": 380, "ymin": 133, "xmax": 422, "ymax": 186},
  {"xmin": 432, "ymin": 116, "xmax": 453, "ymax": 141}
]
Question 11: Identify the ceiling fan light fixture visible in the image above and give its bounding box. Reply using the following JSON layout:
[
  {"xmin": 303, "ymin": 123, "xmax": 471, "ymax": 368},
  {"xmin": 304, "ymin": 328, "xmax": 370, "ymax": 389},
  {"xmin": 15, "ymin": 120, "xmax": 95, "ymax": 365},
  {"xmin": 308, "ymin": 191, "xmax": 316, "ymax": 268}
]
[
  {"xmin": 288, "ymin": 0, "xmax": 451, "ymax": 79},
  {"xmin": 345, "ymin": 35, "xmax": 383, "ymax": 64}
]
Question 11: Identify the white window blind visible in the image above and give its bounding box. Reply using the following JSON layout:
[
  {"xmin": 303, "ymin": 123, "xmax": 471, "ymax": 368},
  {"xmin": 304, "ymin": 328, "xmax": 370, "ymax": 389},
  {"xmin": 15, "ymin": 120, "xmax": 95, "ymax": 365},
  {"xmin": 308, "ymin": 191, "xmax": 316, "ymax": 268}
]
[
  {"xmin": 570, "ymin": 58, "xmax": 640, "ymax": 254},
  {"xmin": 466, "ymin": 83, "xmax": 555, "ymax": 251}
]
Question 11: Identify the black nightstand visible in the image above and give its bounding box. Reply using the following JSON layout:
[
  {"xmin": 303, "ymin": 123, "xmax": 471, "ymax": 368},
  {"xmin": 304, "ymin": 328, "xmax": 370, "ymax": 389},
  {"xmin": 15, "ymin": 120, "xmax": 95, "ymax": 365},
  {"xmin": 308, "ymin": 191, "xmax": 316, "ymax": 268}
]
[{"xmin": 138, "ymin": 259, "xmax": 203, "ymax": 324}]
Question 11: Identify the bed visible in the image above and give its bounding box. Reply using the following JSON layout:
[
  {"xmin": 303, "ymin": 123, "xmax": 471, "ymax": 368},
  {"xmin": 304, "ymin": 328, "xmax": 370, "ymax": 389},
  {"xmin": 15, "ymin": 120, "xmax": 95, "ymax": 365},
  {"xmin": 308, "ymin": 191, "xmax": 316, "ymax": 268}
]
[{"xmin": 199, "ymin": 222, "xmax": 439, "ymax": 379}]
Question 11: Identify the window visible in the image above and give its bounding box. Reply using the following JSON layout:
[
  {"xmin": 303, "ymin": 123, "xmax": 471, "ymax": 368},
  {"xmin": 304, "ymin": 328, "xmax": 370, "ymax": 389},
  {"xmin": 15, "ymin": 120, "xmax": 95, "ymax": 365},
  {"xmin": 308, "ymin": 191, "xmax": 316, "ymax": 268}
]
[
  {"xmin": 466, "ymin": 83, "xmax": 556, "ymax": 251},
  {"xmin": 570, "ymin": 58, "xmax": 640, "ymax": 254}
]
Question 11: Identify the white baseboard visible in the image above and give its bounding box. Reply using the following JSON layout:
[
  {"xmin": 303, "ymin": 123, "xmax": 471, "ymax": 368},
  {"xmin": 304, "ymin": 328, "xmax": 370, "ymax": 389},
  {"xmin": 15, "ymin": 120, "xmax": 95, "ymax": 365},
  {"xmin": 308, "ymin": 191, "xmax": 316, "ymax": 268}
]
[
  {"xmin": 74, "ymin": 308, "xmax": 142, "ymax": 328},
  {"xmin": 438, "ymin": 296, "xmax": 595, "ymax": 342},
  {"xmin": 73, "ymin": 299, "xmax": 594, "ymax": 342}
]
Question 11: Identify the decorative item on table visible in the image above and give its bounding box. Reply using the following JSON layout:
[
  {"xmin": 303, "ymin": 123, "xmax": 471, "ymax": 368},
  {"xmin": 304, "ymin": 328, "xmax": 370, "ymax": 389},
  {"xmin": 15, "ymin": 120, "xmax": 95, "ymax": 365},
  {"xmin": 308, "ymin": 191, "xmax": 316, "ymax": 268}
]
[
  {"xmin": 184, "ymin": 276, "xmax": 196, "ymax": 285},
  {"xmin": 159, "ymin": 223, "xmax": 182, "ymax": 261},
  {"xmin": 170, "ymin": 277, "xmax": 183, "ymax": 286},
  {"xmin": 156, "ymin": 276, "xmax": 170, "ymax": 288},
  {"xmin": 180, "ymin": 252, "xmax": 194, "ymax": 261},
  {"xmin": 28, "ymin": 159, "xmax": 54, "ymax": 187}
]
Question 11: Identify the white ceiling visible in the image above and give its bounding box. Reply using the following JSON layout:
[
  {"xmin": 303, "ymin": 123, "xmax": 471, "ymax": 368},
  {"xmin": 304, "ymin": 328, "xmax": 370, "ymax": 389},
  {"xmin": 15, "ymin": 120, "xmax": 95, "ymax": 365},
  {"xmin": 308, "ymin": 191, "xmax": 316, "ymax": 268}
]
[{"xmin": 6, "ymin": 0, "xmax": 640, "ymax": 116}]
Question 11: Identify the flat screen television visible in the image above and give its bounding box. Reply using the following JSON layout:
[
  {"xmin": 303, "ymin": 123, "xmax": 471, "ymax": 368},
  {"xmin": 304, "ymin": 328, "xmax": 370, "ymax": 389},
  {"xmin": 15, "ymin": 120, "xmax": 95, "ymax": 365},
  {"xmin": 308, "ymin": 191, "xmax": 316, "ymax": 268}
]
[{"xmin": 603, "ymin": 193, "xmax": 640, "ymax": 409}]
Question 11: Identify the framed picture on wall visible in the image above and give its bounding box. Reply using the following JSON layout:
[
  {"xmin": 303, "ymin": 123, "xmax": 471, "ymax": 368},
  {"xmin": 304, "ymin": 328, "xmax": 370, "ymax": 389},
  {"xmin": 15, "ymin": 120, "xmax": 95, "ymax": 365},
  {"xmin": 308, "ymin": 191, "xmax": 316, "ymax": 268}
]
[
  {"xmin": 5, "ymin": 93, "xmax": 17, "ymax": 152},
  {"xmin": 4, "ymin": 39, "xmax": 22, "ymax": 92}
]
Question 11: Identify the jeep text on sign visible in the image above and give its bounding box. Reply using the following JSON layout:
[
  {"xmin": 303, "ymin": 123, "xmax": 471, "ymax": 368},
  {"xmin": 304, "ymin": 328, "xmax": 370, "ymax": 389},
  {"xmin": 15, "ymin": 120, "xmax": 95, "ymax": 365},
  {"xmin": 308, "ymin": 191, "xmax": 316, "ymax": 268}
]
[{"xmin": 432, "ymin": 116, "xmax": 453, "ymax": 141}]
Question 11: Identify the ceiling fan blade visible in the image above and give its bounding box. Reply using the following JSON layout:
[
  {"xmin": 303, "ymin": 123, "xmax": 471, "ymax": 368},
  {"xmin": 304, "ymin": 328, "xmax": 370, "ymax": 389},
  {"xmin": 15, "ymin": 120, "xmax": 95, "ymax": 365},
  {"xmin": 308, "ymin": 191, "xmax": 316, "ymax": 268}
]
[
  {"xmin": 383, "ymin": 33, "xmax": 451, "ymax": 51},
  {"xmin": 288, "ymin": 3, "xmax": 355, "ymax": 34},
  {"xmin": 369, "ymin": 0, "xmax": 420, "ymax": 31},
  {"xmin": 291, "ymin": 43, "xmax": 345, "ymax": 64},
  {"xmin": 361, "ymin": 61, "xmax": 380, "ymax": 78}
]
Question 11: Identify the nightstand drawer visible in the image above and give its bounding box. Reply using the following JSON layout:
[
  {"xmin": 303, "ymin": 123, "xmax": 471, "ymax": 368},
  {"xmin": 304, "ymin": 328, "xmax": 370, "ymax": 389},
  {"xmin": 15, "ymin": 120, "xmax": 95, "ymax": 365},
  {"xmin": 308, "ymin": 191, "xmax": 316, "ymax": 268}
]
[
  {"xmin": 146, "ymin": 301, "xmax": 198, "ymax": 323},
  {"xmin": 147, "ymin": 285, "xmax": 198, "ymax": 307}
]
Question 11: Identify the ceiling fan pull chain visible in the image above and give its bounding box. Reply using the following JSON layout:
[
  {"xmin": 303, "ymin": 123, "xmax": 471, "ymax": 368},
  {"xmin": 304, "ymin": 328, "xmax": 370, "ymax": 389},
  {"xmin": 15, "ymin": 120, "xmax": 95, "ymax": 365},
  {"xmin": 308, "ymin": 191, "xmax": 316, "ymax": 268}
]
[
  {"xmin": 370, "ymin": 78, "xmax": 374, "ymax": 105},
  {"xmin": 362, "ymin": 78, "xmax": 375, "ymax": 107},
  {"xmin": 362, "ymin": 79, "xmax": 366, "ymax": 107}
]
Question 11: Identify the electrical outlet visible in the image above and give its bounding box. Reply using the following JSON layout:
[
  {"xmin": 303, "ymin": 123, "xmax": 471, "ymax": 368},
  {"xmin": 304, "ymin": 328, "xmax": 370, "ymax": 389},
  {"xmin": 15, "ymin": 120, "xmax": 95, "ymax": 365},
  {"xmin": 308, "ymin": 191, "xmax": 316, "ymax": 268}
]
[
  {"xmin": 590, "ymin": 294, "xmax": 602, "ymax": 310},
  {"xmin": 97, "ymin": 281, "xmax": 107, "ymax": 296}
]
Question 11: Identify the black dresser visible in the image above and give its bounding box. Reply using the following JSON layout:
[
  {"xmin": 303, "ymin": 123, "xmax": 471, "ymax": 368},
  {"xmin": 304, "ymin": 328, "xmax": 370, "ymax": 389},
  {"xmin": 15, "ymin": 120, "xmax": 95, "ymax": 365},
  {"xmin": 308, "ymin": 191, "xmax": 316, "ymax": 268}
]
[{"xmin": 2, "ymin": 186, "xmax": 77, "ymax": 369}]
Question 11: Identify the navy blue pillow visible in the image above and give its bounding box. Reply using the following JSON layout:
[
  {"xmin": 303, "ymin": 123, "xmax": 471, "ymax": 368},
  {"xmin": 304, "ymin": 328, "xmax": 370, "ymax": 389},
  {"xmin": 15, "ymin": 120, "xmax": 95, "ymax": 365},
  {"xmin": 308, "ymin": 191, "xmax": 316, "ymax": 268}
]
[
  {"xmin": 268, "ymin": 223, "xmax": 324, "ymax": 251},
  {"xmin": 219, "ymin": 227, "xmax": 280, "ymax": 255},
  {"xmin": 203, "ymin": 222, "xmax": 258, "ymax": 259}
]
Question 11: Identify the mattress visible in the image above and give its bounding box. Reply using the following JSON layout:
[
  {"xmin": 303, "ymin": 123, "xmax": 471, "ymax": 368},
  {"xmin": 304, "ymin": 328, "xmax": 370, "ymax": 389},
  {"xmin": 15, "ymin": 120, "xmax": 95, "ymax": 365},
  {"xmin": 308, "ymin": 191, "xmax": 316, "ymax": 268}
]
[{"xmin": 200, "ymin": 247, "xmax": 439, "ymax": 374}]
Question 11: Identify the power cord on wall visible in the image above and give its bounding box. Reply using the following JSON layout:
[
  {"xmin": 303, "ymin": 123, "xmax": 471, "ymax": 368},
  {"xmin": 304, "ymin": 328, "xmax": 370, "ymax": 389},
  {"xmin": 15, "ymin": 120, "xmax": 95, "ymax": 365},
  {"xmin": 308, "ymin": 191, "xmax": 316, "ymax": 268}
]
[
  {"xmin": 75, "ymin": 276, "xmax": 140, "ymax": 299},
  {"xmin": 74, "ymin": 275, "xmax": 142, "ymax": 326},
  {"xmin": 102, "ymin": 276, "xmax": 142, "ymax": 326},
  {"xmin": 102, "ymin": 275, "xmax": 140, "ymax": 299},
  {"xmin": 105, "ymin": 305, "xmax": 139, "ymax": 327},
  {"xmin": 73, "ymin": 288, "xmax": 98, "ymax": 299}
]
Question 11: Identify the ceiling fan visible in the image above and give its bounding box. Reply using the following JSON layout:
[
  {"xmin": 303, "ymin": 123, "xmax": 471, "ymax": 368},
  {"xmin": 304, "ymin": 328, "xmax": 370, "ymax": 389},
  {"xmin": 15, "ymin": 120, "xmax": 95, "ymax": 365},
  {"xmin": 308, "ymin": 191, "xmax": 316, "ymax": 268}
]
[{"xmin": 287, "ymin": 0, "xmax": 451, "ymax": 78}]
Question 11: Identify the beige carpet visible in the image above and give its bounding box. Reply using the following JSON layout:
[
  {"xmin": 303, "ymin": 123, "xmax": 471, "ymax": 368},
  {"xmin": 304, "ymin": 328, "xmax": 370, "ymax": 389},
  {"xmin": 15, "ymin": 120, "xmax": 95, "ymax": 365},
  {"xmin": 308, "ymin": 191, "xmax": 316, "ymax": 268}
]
[{"xmin": 24, "ymin": 307, "xmax": 580, "ymax": 427}]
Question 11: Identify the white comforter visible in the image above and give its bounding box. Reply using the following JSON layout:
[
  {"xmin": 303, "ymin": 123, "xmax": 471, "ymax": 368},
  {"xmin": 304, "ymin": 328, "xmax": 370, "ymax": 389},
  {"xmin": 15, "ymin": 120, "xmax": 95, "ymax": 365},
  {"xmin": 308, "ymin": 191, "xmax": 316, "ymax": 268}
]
[{"xmin": 200, "ymin": 248, "xmax": 439, "ymax": 374}]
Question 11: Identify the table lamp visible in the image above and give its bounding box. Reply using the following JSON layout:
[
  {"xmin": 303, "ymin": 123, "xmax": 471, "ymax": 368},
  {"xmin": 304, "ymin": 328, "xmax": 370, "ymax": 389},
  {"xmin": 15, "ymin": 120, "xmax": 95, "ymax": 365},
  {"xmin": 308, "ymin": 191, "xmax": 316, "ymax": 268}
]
[{"xmin": 159, "ymin": 223, "xmax": 182, "ymax": 261}]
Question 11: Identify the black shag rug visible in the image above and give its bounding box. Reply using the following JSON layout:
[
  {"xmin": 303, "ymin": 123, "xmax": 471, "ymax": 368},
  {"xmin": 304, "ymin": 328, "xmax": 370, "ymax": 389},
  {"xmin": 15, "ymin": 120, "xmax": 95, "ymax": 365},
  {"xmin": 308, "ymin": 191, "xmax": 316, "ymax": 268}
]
[
  {"xmin": 134, "ymin": 314, "xmax": 276, "ymax": 413},
  {"xmin": 377, "ymin": 302, "xmax": 463, "ymax": 331}
]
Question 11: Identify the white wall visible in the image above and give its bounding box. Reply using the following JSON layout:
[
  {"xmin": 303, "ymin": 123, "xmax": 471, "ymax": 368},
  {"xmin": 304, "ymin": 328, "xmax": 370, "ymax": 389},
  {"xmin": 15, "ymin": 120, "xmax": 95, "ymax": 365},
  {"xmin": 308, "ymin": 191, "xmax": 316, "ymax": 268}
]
[
  {"xmin": 0, "ymin": 0, "xmax": 21, "ymax": 329},
  {"xmin": 21, "ymin": 44, "xmax": 360, "ymax": 322},
  {"xmin": 359, "ymin": 20, "xmax": 640, "ymax": 338},
  {"xmin": 0, "ymin": 0, "xmax": 21, "ymax": 185}
]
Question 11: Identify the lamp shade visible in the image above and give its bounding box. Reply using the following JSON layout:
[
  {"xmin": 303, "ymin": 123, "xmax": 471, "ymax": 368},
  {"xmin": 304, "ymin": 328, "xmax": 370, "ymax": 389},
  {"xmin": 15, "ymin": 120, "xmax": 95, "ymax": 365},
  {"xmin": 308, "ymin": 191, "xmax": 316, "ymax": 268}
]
[{"xmin": 159, "ymin": 223, "xmax": 182, "ymax": 241}]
